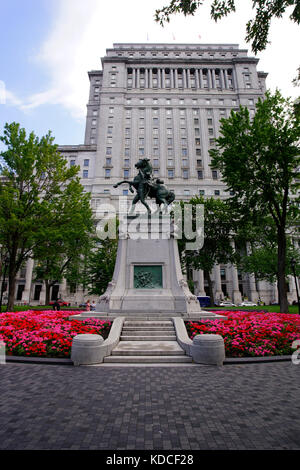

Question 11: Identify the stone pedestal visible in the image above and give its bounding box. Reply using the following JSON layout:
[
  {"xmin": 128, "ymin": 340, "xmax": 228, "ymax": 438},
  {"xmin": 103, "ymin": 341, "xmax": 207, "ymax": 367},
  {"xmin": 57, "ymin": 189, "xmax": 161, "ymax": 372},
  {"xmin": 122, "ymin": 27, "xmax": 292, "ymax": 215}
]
[
  {"xmin": 96, "ymin": 214, "xmax": 205, "ymax": 316},
  {"xmin": 191, "ymin": 334, "xmax": 225, "ymax": 366},
  {"xmin": 71, "ymin": 334, "xmax": 105, "ymax": 366}
]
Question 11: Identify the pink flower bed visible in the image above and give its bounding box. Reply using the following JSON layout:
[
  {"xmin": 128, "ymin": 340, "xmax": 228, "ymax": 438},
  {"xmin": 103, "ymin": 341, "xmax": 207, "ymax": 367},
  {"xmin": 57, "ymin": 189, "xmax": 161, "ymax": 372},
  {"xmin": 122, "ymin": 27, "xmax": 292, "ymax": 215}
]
[
  {"xmin": 186, "ymin": 311, "xmax": 300, "ymax": 358},
  {"xmin": 0, "ymin": 310, "xmax": 111, "ymax": 358}
]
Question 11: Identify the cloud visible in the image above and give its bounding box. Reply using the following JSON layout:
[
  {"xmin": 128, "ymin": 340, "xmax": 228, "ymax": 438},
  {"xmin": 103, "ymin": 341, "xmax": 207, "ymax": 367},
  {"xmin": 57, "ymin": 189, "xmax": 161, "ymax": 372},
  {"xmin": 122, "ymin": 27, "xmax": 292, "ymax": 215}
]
[{"xmin": 3, "ymin": 0, "xmax": 300, "ymax": 120}]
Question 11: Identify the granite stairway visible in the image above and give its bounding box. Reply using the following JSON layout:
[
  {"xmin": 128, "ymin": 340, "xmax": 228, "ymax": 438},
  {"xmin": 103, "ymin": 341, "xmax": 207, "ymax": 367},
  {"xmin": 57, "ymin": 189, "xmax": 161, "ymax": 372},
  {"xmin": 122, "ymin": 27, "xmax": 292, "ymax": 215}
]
[{"xmin": 104, "ymin": 319, "xmax": 193, "ymax": 364}]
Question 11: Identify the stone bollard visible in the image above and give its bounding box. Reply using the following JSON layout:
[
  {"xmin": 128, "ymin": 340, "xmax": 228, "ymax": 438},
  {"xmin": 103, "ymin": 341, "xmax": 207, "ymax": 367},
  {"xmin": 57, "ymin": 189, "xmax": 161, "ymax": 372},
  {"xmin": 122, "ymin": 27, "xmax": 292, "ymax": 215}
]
[
  {"xmin": 191, "ymin": 334, "xmax": 225, "ymax": 366},
  {"xmin": 71, "ymin": 334, "xmax": 105, "ymax": 366}
]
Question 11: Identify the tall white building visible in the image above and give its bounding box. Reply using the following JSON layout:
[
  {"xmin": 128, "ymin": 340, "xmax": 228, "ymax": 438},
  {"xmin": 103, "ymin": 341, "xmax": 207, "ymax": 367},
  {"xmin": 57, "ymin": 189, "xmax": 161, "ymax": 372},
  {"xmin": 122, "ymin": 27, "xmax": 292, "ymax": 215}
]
[{"xmin": 11, "ymin": 43, "xmax": 298, "ymax": 306}]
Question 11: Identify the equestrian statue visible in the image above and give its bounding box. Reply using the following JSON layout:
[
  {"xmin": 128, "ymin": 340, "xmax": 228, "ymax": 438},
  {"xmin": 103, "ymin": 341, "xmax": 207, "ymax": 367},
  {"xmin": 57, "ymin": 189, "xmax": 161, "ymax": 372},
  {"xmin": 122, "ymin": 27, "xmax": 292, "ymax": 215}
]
[{"xmin": 113, "ymin": 158, "xmax": 175, "ymax": 215}]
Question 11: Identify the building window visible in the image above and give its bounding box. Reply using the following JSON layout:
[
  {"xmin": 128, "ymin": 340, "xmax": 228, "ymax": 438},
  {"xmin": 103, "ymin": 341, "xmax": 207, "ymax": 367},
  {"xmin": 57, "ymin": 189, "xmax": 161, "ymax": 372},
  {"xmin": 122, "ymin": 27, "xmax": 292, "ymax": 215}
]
[
  {"xmin": 153, "ymin": 128, "xmax": 159, "ymax": 135},
  {"xmin": 124, "ymin": 169, "xmax": 130, "ymax": 178},
  {"xmin": 153, "ymin": 159, "xmax": 159, "ymax": 168},
  {"xmin": 123, "ymin": 189, "xmax": 128, "ymax": 196},
  {"xmin": 199, "ymin": 190, "xmax": 205, "ymax": 196},
  {"xmin": 196, "ymin": 148, "xmax": 201, "ymax": 156},
  {"xmin": 167, "ymin": 138, "xmax": 173, "ymax": 146},
  {"xmin": 70, "ymin": 160, "xmax": 76, "ymax": 167},
  {"xmin": 153, "ymin": 148, "xmax": 159, "ymax": 156},
  {"xmin": 107, "ymin": 126, "xmax": 113, "ymax": 134},
  {"xmin": 106, "ymin": 158, "xmax": 112, "ymax": 166},
  {"xmin": 83, "ymin": 170, "xmax": 88, "ymax": 178},
  {"xmin": 182, "ymin": 159, "xmax": 188, "ymax": 167},
  {"xmin": 184, "ymin": 189, "xmax": 190, "ymax": 196},
  {"xmin": 196, "ymin": 159, "xmax": 202, "ymax": 167},
  {"xmin": 197, "ymin": 170, "xmax": 203, "ymax": 179},
  {"xmin": 106, "ymin": 147, "xmax": 112, "ymax": 155},
  {"xmin": 209, "ymin": 138, "xmax": 215, "ymax": 146},
  {"xmin": 212, "ymin": 170, "xmax": 218, "ymax": 180},
  {"xmin": 105, "ymin": 169, "xmax": 111, "ymax": 178},
  {"xmin": 125, "ymin": 128, "xmax": 130, "ymax": 135},
  {"xmin": 139, "ymin": 148, "xmax": 145, "ymax": 156},
  {"xmin": 84, "ymin": 159, "xmax": 89, "ymax": 167},
  {"xmin": 168, "ymin": 169, "xmax": 174, "ymax": 178},
  {"xmin": 182, "ymin": 170, "xmax": 189, "ymax": 179},
  {"xmin": 167, "ymin": 159, "xmax": 173, "ymax": 167},
  {"xmin": 139, "ymin": 138, "xmax": 144, "ymax": 145},
  {"xmin": 92, "ymin": 110, "xmax": 98, "ymax": 116},
  {"xmin": 124, "ymin": 159, "xmax": 130, "ymax": 167},
  {"xmin": 214, "ymin": 190, "xmax": 220, "ymax": 196},
  {"xmin": 208, "ymin": 128, "xmax": 214, "ymax": 136}
]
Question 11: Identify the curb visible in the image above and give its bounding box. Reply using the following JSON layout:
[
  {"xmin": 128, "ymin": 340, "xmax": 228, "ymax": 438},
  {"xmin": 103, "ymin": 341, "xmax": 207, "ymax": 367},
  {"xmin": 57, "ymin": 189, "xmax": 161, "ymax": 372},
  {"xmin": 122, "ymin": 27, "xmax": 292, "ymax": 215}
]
[
  {"xmin": 3, "ymin": 355, "xmax": 292, "ymax": 366},
  {"xmin": 5, "ymin": 356, "xmax": 73, "ymax": 365}
]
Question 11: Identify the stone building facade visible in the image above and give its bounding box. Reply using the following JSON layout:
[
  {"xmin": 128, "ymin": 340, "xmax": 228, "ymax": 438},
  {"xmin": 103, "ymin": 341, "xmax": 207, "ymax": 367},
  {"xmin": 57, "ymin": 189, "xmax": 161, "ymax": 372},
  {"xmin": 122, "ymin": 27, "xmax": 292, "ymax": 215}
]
[{"xmin": 9, "ymin": 43, "xmax": 298, "ymax": 306}]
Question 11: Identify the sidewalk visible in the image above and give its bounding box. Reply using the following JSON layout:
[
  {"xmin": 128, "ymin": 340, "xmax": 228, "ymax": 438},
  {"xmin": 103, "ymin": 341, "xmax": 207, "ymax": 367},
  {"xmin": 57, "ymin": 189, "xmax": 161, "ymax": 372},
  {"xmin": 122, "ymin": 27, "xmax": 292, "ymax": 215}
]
[{"xmin": 0, "ymin": 362, "xmax": 299, "ymax": 450}]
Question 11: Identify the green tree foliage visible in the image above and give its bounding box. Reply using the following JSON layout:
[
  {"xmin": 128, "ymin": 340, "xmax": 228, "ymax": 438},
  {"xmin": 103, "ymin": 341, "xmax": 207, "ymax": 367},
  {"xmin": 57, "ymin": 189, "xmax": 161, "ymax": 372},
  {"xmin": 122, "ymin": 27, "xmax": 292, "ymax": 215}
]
[
  {"xmin": 0, "ymin": 122, "xmax": 93, "ymax": 310},
  {"xmin": 177, "ymin": 196, "xmax": 236, "ymax": 306},
  {"xmin": 155, "ymin": 0, "xmax": 300, "ymax": 53},
  {"xmin": 33, "ymin": 179, "xmax": 94, "ymax": 305},
  {"xmin": 210, "ymin": 90, "xmax": 300, "ymax": 312},
  {"xmin": 84, "ymin": 234, "xmax": 118, "ymax": 297}
]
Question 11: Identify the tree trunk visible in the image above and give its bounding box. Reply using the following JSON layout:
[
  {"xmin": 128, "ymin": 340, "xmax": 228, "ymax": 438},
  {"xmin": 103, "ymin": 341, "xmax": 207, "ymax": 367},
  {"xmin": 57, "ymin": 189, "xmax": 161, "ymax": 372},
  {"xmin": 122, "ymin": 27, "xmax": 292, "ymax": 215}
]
[
  {"xmin": 7, "ymin": 268, "xmax": 17, "ymax": 312},
  {"xmin": 277, "ymin": 226, "xmax": 289, "ymax": 313},
  {"xmin": 205, "ymin": 270, "xmax": 215, "ymax": 307},
  {"xmin": 45, "ymin": 281, "xmax": 51, "ymax": 306}
]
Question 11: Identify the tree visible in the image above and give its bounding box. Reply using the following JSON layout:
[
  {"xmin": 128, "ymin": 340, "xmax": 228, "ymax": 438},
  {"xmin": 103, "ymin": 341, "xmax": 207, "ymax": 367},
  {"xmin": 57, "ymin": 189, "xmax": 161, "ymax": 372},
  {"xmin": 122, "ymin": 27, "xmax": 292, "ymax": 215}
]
[
  {"xmin": 84, "ymin": 235, "xmax": 118, "ymax": 296},
  {"xmin": 155, "ymin": 0, "xmax": 300, "ymax": 54},
  {"xmin": 0, "ymin": 122, "xmax": 90, "ymax": 310},
  {"xmin": 177, "ymin": 196, "xmax": 236, "ymax": 306},
  {"xmin": 32, "ymin": 179, "xmax": 94, "ymax": 305},
  {"xmin": 210, "ymin": 90, "xmax": 300, "ymax": 312},
  {"xmin": 238, "ymin": 242, "xmax": 300, "ymax": 284}
]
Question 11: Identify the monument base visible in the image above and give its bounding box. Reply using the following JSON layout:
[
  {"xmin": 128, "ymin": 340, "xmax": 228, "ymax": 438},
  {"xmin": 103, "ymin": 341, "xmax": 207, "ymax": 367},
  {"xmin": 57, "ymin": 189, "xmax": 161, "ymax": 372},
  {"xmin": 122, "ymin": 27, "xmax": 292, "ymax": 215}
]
[{"xmin": 93, "ymin": 214, "xmax": 218, "ymax": 319}]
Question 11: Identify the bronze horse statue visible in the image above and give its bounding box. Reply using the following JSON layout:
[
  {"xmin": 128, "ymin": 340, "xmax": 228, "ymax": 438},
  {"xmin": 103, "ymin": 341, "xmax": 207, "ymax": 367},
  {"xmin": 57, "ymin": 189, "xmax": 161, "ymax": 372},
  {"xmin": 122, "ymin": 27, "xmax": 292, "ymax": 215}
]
[{"xmin": 113, "ymin": 158, "xmax": 175, "ymax": 214}]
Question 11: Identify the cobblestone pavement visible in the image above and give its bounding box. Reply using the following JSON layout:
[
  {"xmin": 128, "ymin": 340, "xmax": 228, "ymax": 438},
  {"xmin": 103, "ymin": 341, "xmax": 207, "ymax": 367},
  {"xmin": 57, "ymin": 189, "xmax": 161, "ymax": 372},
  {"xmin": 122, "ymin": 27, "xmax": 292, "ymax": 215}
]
[{"xmin": 0, "ymin": 362, "xmax": 299, "ymax": 450}]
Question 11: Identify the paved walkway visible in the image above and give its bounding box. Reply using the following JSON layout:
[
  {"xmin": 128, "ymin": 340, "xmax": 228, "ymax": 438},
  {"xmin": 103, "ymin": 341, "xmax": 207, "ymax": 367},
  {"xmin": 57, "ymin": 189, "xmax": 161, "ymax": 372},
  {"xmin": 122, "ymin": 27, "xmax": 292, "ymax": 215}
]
[{"xmin": 0, "ymin": 362, "xmax": 299, "ymax": 450}]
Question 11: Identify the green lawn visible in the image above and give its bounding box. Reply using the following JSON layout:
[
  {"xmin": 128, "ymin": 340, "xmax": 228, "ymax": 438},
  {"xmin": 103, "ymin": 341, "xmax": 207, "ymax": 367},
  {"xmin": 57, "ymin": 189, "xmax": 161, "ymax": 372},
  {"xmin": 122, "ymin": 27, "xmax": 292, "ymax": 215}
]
[
  {"xmin": 1, "ymin": 305, "xmax": 82, "ymax": 312},
  {"xmin": 207, "ymin": 305, "xmax": 299, "ymax": 314}
]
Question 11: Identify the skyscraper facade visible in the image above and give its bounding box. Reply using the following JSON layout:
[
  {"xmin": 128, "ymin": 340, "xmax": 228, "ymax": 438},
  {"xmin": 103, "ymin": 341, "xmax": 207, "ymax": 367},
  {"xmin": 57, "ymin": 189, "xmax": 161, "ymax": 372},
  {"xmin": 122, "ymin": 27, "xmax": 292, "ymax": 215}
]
[{"xmin": 15, "ymin": 43, "xmax": 298, "ymax": 306}]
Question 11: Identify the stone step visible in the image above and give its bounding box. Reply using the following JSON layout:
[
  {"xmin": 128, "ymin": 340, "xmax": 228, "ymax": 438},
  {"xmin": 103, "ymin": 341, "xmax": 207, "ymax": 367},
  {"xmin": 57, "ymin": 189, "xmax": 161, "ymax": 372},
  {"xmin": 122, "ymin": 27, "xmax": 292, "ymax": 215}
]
[
  {"xmin": 122, "ymin": 329, "xmax": 175, "ymax": 336},
  {"xmin": 120, "ymin": 335, "xmax": 177, "ymax": 341},
  {"xmin": 104, "ymin": 355, "xmax": 193, "ymax": 364},
  {"xmin": 124, "ymin": 321, "xmax": 173, "ymax": 327},
  {"xmin": 111, "ymin": 341, "xmax": 186, "ymax": 356},
  {"xmin": 123, "ymin": 326, "xmax": 175, "ymax": 331}
]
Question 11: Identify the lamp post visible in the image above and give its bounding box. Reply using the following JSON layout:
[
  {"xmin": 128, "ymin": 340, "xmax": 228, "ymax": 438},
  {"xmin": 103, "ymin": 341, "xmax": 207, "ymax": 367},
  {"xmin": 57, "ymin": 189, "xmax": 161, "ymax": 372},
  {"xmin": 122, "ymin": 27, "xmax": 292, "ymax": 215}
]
[{"xmin": 290, "ymin": 258, "xmax": 300, "ymax": 314}]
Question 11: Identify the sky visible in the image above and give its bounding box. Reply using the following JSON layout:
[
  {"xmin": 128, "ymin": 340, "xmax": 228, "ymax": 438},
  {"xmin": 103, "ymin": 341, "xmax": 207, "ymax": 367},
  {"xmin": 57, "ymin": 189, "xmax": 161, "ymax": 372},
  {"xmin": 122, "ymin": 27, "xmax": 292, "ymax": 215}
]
[{"xmin": 0, "ymin": 0, "xmax": 299, "ymax": 148}]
